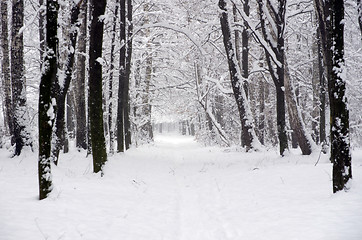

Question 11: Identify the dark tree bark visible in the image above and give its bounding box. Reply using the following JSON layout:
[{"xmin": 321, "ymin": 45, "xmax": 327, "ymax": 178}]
[
  {"xmin": 1, "ymin": 0, "xmax": 13, "ymax": 137},
  {"xmin": 241, "ymin": 0, "xmax": 249, "ymax": 97},
  {"xmin": 38, "ymin": 0, "xmax": 59, "ymax": 200},
  {"xmin": 117, "ymin": 0, "xmax": 132, "ymax": 151},
  {"xmin": 258, "ymin": 0, "xmax": 312, "ymax": 155},
  {"xmin": 75, "ymin": 0, "xmax": 88, "ymax": 150},
  {"xmin": 330, "ymin": 0, "xmax": 352, "ymax": 192},
  {"xmin": 314, "ymin": 0, "xmax": 333, "ymax": 98},
  {"xmin": 117, "ymin": 0, "xmax": 126, "ymax": 152},
  {"xmin": 89, "ymin": 0, "xmax": 107, "ymax": 173},
  {"xmin": 219, "ymin": 0, "xmax": 256, "ymax": 151},
  {"xmin": 257, "ymin": 0, "xmax": 288, "ymax": 155},
  {"xmin": 258, "ymin": 78, "xmax": 265, "ymax": 145},
  {"xmin": 53, "ymin": 0, "xmax": 82, "ymax": 164},
  {"xmin": 313, "ymin": 0, "xmax": 330, "ymax": 147},
  {"xmin": 124, "ymin": 0, "xmax": 133, "ymax": 149},
  {"xmin": 11, "ymin": 0, "xmax": 32, "ymax": 156}
]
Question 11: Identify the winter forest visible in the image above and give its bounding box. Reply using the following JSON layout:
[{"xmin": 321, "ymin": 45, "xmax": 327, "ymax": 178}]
[{"xmin": 1, "ymin": 0, "xmax": 362, "ymax": 239}]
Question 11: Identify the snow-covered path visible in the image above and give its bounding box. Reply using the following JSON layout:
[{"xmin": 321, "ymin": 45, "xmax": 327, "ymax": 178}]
[{"xmin": 1, "ymin": 134, "xmax": 362, "ymax": 240}]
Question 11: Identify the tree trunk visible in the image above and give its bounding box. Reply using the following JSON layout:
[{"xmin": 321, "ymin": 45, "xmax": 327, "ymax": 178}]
[
  {"xmin": 143, "ymin": 46, "xmax": 154, "ymax": 141},
  {"xmin": 312, "ymin": 25, "xmax": 320, "ymax": 145},
  {"xmin": 108, "ymin": 0, "xmax": 119, "ymax": 155},
  {"xmin": 219, "ymin": 0, "xmax": 257, "ymax": 151},
  {"xmin": 64, "ymin": 91, "xmax": 75, "ymax": 153},
  {"xmin": 314, "ymin": 0, "xmax": 333, "ymax": 101},
  {"xmin": 89, "ymin": 0, "xmax": 107, "ymax": 173},
  {"xmin": 1, "ymin": 0, "xmax": 13, "ymax": 137},
  {"xmin": 284, "ymin": 57, "xmax": 313, "ymax": 155},
  {"xmin": 11, "ymin": 0, "xmax": 32, "ymax": 156},
  {"xmin": 257, "ymin": 0, "xmax": 288, "ymax": 155},
  {"xmin": 330, "ymin": 0, "xmax": 352, "ymax": 192},
  {"xmin": 258, "ymin": 78, "xmax": 265, "ymax": 145},
  {"xmin": 75, "ymin": 0, "xmax": 88, "ymax": 150},
  {"xmin": 38, "ymin": 0, "xmax": 59, "ymax": 200},
  {"xmin": 117, "ymin": 0, "xmax": 126, "ymax": 152},
  {"xmin": 53, "ymin": 0, "xmax": 82, "ymax": 164},
  {"xmin": 319, "ymin": 35, "xmax": 326, "ymax": 145},
  {"xmin": 39, "ymin": 0, "xmax": 45, "ymax": 67},
  {"xmin": 241, "ymin": 0, "xmax": 249, "ymax": 97},
  {"xmin": 138, "ymin": 3, "xmax": 154, "ymax": 143},
  {"xmin": 124, "ymin": 0, "xmax": 133, "ymax": 149}
]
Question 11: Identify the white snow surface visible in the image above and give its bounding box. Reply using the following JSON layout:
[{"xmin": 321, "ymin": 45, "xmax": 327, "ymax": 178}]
[{"xmin": 1, "ymin": 134, "xmax": 362, "ymax": 240}]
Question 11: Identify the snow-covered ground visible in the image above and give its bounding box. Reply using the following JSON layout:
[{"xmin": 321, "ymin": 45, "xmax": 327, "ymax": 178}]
[{"xmin": 1, "ymin": 134, "xmax": 362, "ymax": 240}]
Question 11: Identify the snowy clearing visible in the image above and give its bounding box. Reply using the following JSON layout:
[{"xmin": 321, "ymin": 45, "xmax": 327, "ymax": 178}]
[{"xmin": 1, "ymin": 134, "xmax": 362, "ymax": 240}]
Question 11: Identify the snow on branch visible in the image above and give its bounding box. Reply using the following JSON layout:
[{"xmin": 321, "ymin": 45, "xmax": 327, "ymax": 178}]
[
  {"xmin": 133, "ymin": 22, "xmax": 206, "ymax": 55},
  {"xmin": 230, "ymin": 0, "xmax": 282, "ymax": 68}
]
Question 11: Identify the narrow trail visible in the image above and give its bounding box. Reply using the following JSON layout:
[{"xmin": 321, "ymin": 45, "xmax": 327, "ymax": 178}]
[{"xmin": 152, "ymin": 134, "xmax": 235, "ymax": 239}]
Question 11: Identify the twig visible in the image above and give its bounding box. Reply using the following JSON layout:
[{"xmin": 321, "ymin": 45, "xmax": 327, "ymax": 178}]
[{"xmin": 315, "ymin": 148, "xmax": 323, "ymax": 166}]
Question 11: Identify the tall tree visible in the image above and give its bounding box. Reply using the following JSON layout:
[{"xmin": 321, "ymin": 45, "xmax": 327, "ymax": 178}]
[
  {"xmin": 139, "ymin": 3, "xmax": 154, "ymax": 143},
  {"xmin": 124, "ymin": 0, "xmax": 133, "ymax": 149},
  {"xmin": 1, "ymin": 0, "xmax": 13, "ymax": 137},
  {"xmin": 284, "ymin": 57, "xmax": 312, "ymax": 155},
  {"xmin": 330, "ymin": 0, "xmax": 352, "ymax": 192},
  {"xmin": 117, "ymin": 0, "xmax": 133, "ymax": 152},
  {"xmin": 241, "ymin": 0, "xmax": 249, "ymax": 96},
  {"xmin": 312, "ymin": 24, "xmax": 321, "ymax": 145},
  {"xmin": 75, "ymin": 0, "xmax": 88, "ymax": 150},
  {"xmin": 313, "ymin": 0, "xmax": 332, "ymax": 147},
  {"xmin": 88, "ymin": 0, "xmax": 107, "ymax": 173},
  {"xmin": 38, "ymin": 0, "xmax": 59, "ymax": 200},
  {"xmin": 256, "ymin": 0, "xmax": 313, "ymax": 155},
  {"xmin": 142, "ymin": 40, "xmax": 154, "ymax": 141},
  {"xmin": 219, "ymin": 0, "xmax": 258, "ymax": 151},
  {"xmin": 117, "ymin": 0, "xmax": 126, "ymax": 152},
  {"xmin": 11, "ymin": 0, "xmax": 32, "ymax": 155},
  {"xmin": 108, "ymin": 0, "xmax": 119, "ymax": 154},
  {"xmin": 257, "ymin": 0, "xmax": 288, "ymax": 155},
  {"xmin": 52, "ymin": 0, "xmax": 82, "ymax": 164}
]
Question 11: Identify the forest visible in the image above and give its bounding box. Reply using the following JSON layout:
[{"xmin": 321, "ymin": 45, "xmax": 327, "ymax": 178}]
[{"xmin": 1, "ymin": 0, "xmax": 362, "ymax": 239}]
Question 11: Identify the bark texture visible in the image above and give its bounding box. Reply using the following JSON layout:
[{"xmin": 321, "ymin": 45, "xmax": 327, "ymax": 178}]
[
  {"xmin": 75, "ymin": 0, "xmax": 88, "ymax": 150},
  {"xmin": 38, "ymin": 0, "xmax": 59, "ymax": 200},
  {"xmin": 117, "ymin": 0, "xmax": 126, "ymax": 152},
  {"xmin": 257, "ymin": 0, "xmax": 288, "ymax": 154},
  {"xmin": 108, "ymin": 0, "xmax": 119, "ymax": 154},
  {"xmin": 89, "ymin": 0, "xmax": 107, "ymax": 173},
  {"xmin": 124, "ymin": 0, "xmax": 133, "ymax": 149},
  {"xmin": 284, "ymin": 58, "xmax": 312, "ymax": 155},
  {"xmin": 1, "ymin": 0, "xmax": 13, "ymax": 136},
  {"xmin": 219, "ymin": 0, "xmax": 256, "ymax": 151},
  {"xmin": 53, "ymin": 0, "xmax": 82, "ymax": 164},
  {"xmin": 11, "ymin": 0, "xmax": 32, "ymax": 156},
  {"xmin": 330, "ymin": 0, "xmax": 352, "ymax": 192}
]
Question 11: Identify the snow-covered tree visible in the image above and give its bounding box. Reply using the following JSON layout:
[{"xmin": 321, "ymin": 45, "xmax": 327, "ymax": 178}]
[{"xmin": 38, "ymin": 0, "xmax": 59, "ymax": 200}]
